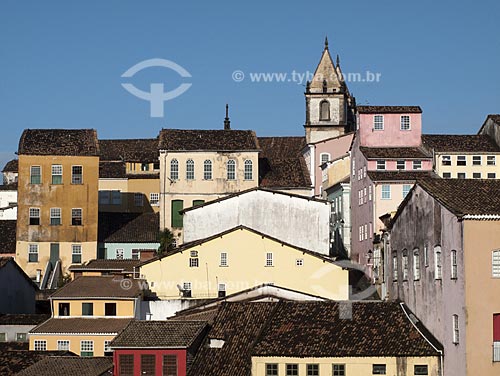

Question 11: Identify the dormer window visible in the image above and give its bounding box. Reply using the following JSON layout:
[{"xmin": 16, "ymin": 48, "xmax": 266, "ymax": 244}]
[{"xmin": 319, "ymin": 100, "xmax": 330, "ymax": 121}]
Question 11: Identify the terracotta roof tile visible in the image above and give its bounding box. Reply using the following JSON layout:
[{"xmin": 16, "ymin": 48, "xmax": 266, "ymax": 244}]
[
  {"xmin": 49, "ymin": 276, "xmax": 145, "ymax": 299},
  {"xmin": 0, "ymin": 314, "xmax": 50, "ymax": 325},
  {"xmin": 18, "ymin": 129, "xmax": 99, "ymax": 156},
  {"xmin": 0, "ymin": 183, "xmax": 17, "ymax": 191},
  {"xmin": 31, "ymin": 317, "xmax": 132, "ymax": 334},
  {"xmin": 360, "ymin": 147, "xmax": 431, "ymax": 159},
  {"xmin": 367, "ymin": 171, "xmax": 438, "ymax": 182},
  {"xmin": 0, "ymin": 221, "xmax": 16, "ymax": 254},
  {"xmin": 16, "ymin": 356, "xmax": 113, "ymax": 376},
  {"xmin": 98, "ymin": 212, "xmax": 141, "ymax": 242},
  {"xmin": 100, "ymin": 212, "xmax": 159, "ymax": 243},
  {"xmin": 69, "ymin": 259, "xmax": 141, "ymax": 273},
  {"xmin": 99, "ymin": 139, "xmax": 159, "ymax": 162},
  {"xmin": 1, "ymin": 159, "xmax": 18, "ymax": 173},
  {"xmin": 159, "ymin": 129, "xmax": 259, "ymax": 151},
  {"xmin": 99, "ymin": 161, "xmax": 127, "ymax": 179},
  {"xmin": 111, "ymin": 320, "xmax": 207, "ymax": 348},
  {"xmin": 422, "ymin": 134, "xmax": 500, "ymax": 152},
  {"xmin": 357, "ymin": 106, "xmax": 422, "ymax": 114}
]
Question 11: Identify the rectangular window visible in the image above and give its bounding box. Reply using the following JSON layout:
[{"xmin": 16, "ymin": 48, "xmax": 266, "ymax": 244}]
[
  {"xmin": 403, "ymin": 184, "xmax": 412, "ymax": 198},
  {"xmin": 29, "ymin": 208, "xmax": 40, "ymax": 225},
  {"xmin": 99, "ymin": 191, "xmax": 110, "ymax": 205},
  {"xmin": 424, "ymin": 244, "xmax": 429, "ymax": 267},
  {"xmin": 220, "ymin": 252, "xmax": 228, "ymax": 266},
  {"xmin": 307, "ymin": 364, "xmax": 319, "ymax": 376},
  {"xmin": 435, "ymin": 248, "xmax": 442, "ymax": 280},
  {"xmin": 443, "ymin": 172, "xmax": 451, "ymax": 179},
  {"xmin": 57, "ymin": 340, "xmax": 70, "ymax": 351},
  {"xmin": 134, "ymin": 193, "xmax": 144, "ymax": 207},
  {"xmin": 266, "ymin": 364, "xmax": 278, "ymax": 376},
  {"xmin": 393, "ymin": 254, "xmax": 398, "ymax": 281},
  {"xmin": 193, "ymin": 200, "xmax": 205, "ymax": 207},
  {"xmin": 71, "ymin": 166, "xmax": 83, "ymax": 184},
  {"xmin": 473, "ymin": 172, "xmax": 481, "ymax": 179},
  {"xmin": 472, "ymin": 155, "xmax": 482, "ymax": 165},
  {"xmin": 171, "ymin": 200, "xmax": 184, "ymax": 228},
  {"xmin": 183, "ymin": 282, "xmax": 192, "ymax": 298},
  {"xmin": 373, "ymin": 364, "xmax": 386, "ymax": 374},
  {"xmin": 414, "ymin": 365, "xmax": 428, "ymax": 375},
  {"xmin": 376, "ymin": 160, "xmax": 386, "ymax": 170},
  {"xmin": 451, "ymin": 250, "xmax": 458, "ymax": 279},
  {"xmin": 487, "ymin": 155, "xmax": 496, "ymax": 165},
  {"xmin": 72, "ymin": 244, "xmax": 82, "ymax": 264},
  {"xmin": 80, "ymin": 340, "xmax": 94, "ymax": 357},
  {"xmin": 332, "ymin": 364, "xmax": 345, "ymax": 376},
  {"xmin": 396, "ymin": 160, "xmax": 405, "ymax": 170},
  {"xmin": 71, "ymin": 208, "xmax": 82, "ymax": 226},
  {"xmin": 30, "ymin": 166, "xmax": 41, "ymax": 184},
  {"xmin": 58, "ymin": 302, "xmax": 70, "ymax": 316},
  {"xmin": 374, "ymin": 115, "xmax": 384, "ymax": 130},
  {"xmin": 453, "ymin": 314, "xmax": 459, "ymax": 344},
  {"xmin": 442, "ymin": 155, "xmax": 451, "ymax": 166},
  {"xmin": 492, "ymin": 250, "xmax": 500, "ymax": 278},
  {"xmin": 457, "ymin": 172, "xmax": 466, "ymax": 179},
  {"xmin": 286, "ymin": 364, "xmax": 299, "ymax": 376},
  {"xmin": 363, "ymin": 166, "xmax": 367, "ymax": 177},
  {"xmin": 105, "ymin": 302, "xmax": 117, "ymax": 316},
  {"xmin": 0, "ymin": 333, "xmax": 5, "ymax": 342},
  {"xmin": 141, "ymin": 163, "xmax": 150, "ymax": 171},
  {"xmin": 266, "ymin": 252, "xmax": 274, "ymax": 267},
  {"xmin": 119, "ymin": 354, "xmax": 134, "ymax": 376},
  {"xmin": 104, "ymin": 340, "xmax": 112, "ymax": 356},
  {"xmin": 34, "ymin": 340, "xmax": 47, "ymax": 351},
  {"xmin": 28, "ymin": 244, "xmax": 38, "ymax": 263},
  {"xmin": 296, "ymin": 259, "xmax": 304, "ymax": 266},
  {"xmin": 50, "ymin": 208, "xmax": 62, "ymax": 225},
  {"xmin": 16, "ymin": 333, "xmax": 27, "ymax": 342},
  {"xmin": 116, "ymin": 249, "xmax": 124, "ymax": 260},
  {"xmin": 150, "ymin": 193, "xmax": 160, "ymax": 206},
  {"xmin": 363, "ymin": 187, "xmax": 367, "ymax": 203},
  {"xmin": 111, "ymin": 190, "xmax": 121, "ymax": 205},
  {"xmin": 218, "ymin": 283, "xmax": 226, "ymax": 298},
  {"xmin": 381, "ymin": 185, "xmax": 391, "ymax": 200},
  {"xmin": 82, "ymin": 303, "xmax": 93, "ymax": 316},
  {"xmin": 494, "ymin": 314, "xmax": 500, "ymax": 362},
  {"xmin": 51, "ymin": 165, "xmax": 63, "ymax": 184},
  {"xmin": 368, "ymin": 185, "xmax": 372, "ymax": 201},
  {"xmin": 413, "ymin": 251, "xmax": 420, "ymax": 281},
  {"xmin": 413, "ymin": 160, "xmax": 422, "ymax": 170},
  {"xmin": 457, "ymin": 155, "xmax": 466, "ymax": 166},
  {"xmin": 132, "ymin": 249, "xmax": 140, "ymax": 260},
  {"xmin": 488, "ymin": 173, "xmax": 496, "ymax": 179},
  {"xmin": 402, "ymin": 252, "xmax": 408, "ymax": 281},
  {"xmin": 400, "ymin": 115, "xmax": 410, "ymax": 130},
  {"xmin": 163, "ymin": 355, "xmax": 178, "ymax": 376},
  {"xmin": 189, "ymin": 258, "xmax": 199, "ymax": 268}
]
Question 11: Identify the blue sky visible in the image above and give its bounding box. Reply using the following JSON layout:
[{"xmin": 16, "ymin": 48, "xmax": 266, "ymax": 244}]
[{"xmin": 1, "ymin": 0, "xmax": 499, "ymax": 169}]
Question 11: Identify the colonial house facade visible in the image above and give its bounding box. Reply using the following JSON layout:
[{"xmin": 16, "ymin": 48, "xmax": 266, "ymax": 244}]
[{"xmin": 387, "ymin": 179, "xmax": 500, "ymax": 376}]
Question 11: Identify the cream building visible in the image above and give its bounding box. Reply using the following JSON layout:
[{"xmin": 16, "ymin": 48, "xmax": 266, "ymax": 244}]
[{"xmin": 140, "ymin": 226, "xmax": 349, "ymax": 300}]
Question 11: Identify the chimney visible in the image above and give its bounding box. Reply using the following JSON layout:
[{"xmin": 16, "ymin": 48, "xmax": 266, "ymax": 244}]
[{"xmin": 224, "ymin": 104, "xmax": 231, "ymax": 130}]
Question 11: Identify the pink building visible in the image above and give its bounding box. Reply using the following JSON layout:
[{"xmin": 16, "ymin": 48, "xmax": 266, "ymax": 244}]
[{"xmin": 350, "ymin": 106, "xmax": 433, "ymax": 274}]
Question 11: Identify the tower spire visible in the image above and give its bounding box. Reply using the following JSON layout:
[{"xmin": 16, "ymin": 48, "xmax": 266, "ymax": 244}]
[
  {"xmin": 336, "ymin": 54, "xmax": 340, "ymax": 67},
  {"xmin": 224, "ymin": 104, "xmax": 231, "ymax": 130},
  {"xmin": 324, "ymin": 36, "xmax": 329, "ymax": 50}
]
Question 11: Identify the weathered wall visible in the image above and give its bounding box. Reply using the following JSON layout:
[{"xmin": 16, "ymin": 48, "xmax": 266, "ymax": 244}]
[
  {"xmin": 388, "ymin": 185, "xmax": 466, "ymax": 376},
  {"xmin": 183, "ymin": 190, "xmax": 331, "ymax": 255},
  {"xmin": 0, "ymin": 324, "xmax": 36, "ymax": 342}
]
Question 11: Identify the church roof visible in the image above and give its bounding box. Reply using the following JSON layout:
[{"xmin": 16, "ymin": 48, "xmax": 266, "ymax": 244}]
[{"xmin": 308, "ymin": 38, "xmax": 344, "ymax": 92}]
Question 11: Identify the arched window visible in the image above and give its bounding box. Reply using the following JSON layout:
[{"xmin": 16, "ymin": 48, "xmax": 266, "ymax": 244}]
[
  {"xmin": 402, "ymin": 250, "xmax": 408, "ymax": 281},
  {"xmin": 170, "ymin": 159, "xmax": 179, "ymax": 180},
  {"xmin": 244, "ymin": 160, "xmax": 253, "ymax": 180},
  {"xmin": 320, "ymin": 100, "xmax": 330, "ymax": 121},
  {"xmin": 434, "ymin": 246, "xmax": 442, "ymax": 280},
  {"xmin": 186, "ymin": 159, "xmax": 194, "ymax": 180},
  {"xmin": 203, "ymin": 160, "xmax": 212, "ymax": 180},
  {"xmin": 227, "ymin": 159, "xmax": 236, "ymax": 180},
  {"xmin": 413, "ymin": 249, "xmax": 420, "ymax": 281}
]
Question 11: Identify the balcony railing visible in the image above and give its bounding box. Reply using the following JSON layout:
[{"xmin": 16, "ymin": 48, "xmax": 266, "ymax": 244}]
[{"xmin": 493, "ymin": 342, "xmax": 500, "ymax": 362}]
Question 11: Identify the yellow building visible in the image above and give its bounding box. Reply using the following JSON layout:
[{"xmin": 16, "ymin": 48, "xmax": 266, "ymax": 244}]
[
  {"xmin": 422, "ymin": 134, "xmax": 500, "ymax": 179},
  {"xmin": 180, "ymin": 301, "xmax": 443, "ymax": 376},
  {"xmin": 29, "ymin": 275, "xmax": 145, "ymax": 356},
  {"xmin": 140, "ymin": 226, "xmax": 349, "ymax": 300},
  {"xmin": 16, "ymin": 129, "xmax": 100, "ymax": 282},
  {"xmin": 158, "ymin": 128, "xmax": 260, "ymax": 242}
]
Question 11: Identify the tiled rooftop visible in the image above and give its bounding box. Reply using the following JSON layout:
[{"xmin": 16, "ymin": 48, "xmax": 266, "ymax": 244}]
[
  {"xmin": 0, "ymin": 221, "xmax": 16, "ymax": 254},
  {"xmin": 99, "ymin": 138, "xmax": 159, "ymax": 162},
  {"xmin": 159, "ymin": 129, "xmax": 259, "ymax": 151},
  {"xmin": 0, "ymin": 314, "xmax": 50, "ymax": 326},
  {"xmin": 357, "ymin": 106, "xmax": 422, "ymax": 114},
  {"xmin": 367, "ymin": 170, "xmax": 438, "ymax": 182},
  {"xmin": 422, "ymin": 134, "xmax": 500, "ymax": 153},
  {"xmin": 69, "ymin": 259, "xmax": 141, "ymax": 273},
  {"xmin": 49, "ymin": 276, "xmax": 145, "ymax": 299},
  {"xmin": 18, "ymin": 129, "xmax": 99, "ymax": 156},
  {"xmin": 360, "ymin": 146, "xmax": 431, "ymax": 159},
  {"xmin": 31, "ymin": 317, "xmax": 132, "ymax": 334},
  {"xmin": 16, "ymin": 356, "xmax": 113, "ymax": 376},
  {"xmin": 1, "ymin": 159, "xmax": 18, "ymax": 173},
  {"xmin": 101, "ymin": 212, "xmax": 159, "ymax": 243}
]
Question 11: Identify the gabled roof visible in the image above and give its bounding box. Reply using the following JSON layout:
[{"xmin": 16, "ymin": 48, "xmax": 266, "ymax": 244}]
[
  {"xmin": 1, "ymin": 159, "xmax": 18, "ymax": 173},
  {"xmin": 111, "ymin": 320, "xmax": 208, "ymax": 348},
  {"xmin": 100, "ymin": 212, "xmax": 159, "ymax": 243},
  {"xmin": 18, "ymin": 129, "xmax": 99, "ymax": 156},
  {"xmin": 69, "ymin": 259, "xmax": 141, "ymax": 274},
  {"xmin": 49, "ymin": 276, "xmax": 144, "ymax": 299},
  {"xmin": 367, "ymin": 171, "xmax": 437, "ymax": 182},
  {"xmin": 0, "ymin": 221, "xmax": 17, "ymax": 254},
  {"xmin": 422, "ymin": 134, "xmax": 500, "ymax": 152},
  {"xmin": 0, "ymin": 314, "xmax": 50, "ymax": 326},
  {"xmin": 99, "ymin": 138, "xmax": 159, "ymax": 162},
  {"xmin": 0, "ymin": 257, "xmax": 38, "ymax": 290},
  {"xmin": 186, "ymin": 301, "xmax": 441, "ymax": 375},
  {"xmin": 31, "ymin": 317, "xmax": 132, "ymax": 334},
  {"xmin": 159, "ymin": 129, "xmax": 259, "ymax": 151},
  {"xmin": 181, "ymin": 187, "xmax": 327, "ymax": 214},
  {"xmin": 140, "ymin": 225, "xmax": 338, "ymax": 267},
  {"xmin": 357, "ymin": 106, "xmax": 422, "ymax": 114},
  {"xmin": 414, "ymin": 178, "xmax": 500, "ymax": 218},
  {"xmin": 16, "ymin": 357, "xmax": 113, "ymax": 376},
  {"xmin": 360, "ymin": 147, "xmax": 431, "ymax": 159}
]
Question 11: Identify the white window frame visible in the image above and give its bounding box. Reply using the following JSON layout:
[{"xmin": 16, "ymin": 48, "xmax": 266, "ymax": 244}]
[
  {"xmin": 442, "ymin": 155, "xmax": 451, "ymax": 166},
  {"xmin": 402, "ymin": 251, "xmax": 409, "ymax": 281},
  {"xmin": 413, "ymin": 160, "xmax": 422, "ymax": 170},
  {"xmin": 457, "ymin": 172, "xmax": 466, "ymax": 179},
  {"xmin": 396, "ymin": 160, "xmax": 405, "ymax": 170},
  {"xmin": 189, "ymin": 258, "xmax": 199, "ymax": 268},
  {"xmin": 400, "ymin": 115, "xmax": 410, "ymax": 130},
  {"xmin": 149, "ymin": 193, "xmax": 160, "ymax": 206},
  {"xmin": 51, "ymin": 164, "xmax": 63, "ymax": 184},
  {"xmin": 50, "ymin": 208, "xmax": 62, "ymax": 225},
  {"xmin": 186, "ymin": 159, "xmax": 195, "ymax": 180},
  {"xmin": 30, "ymin": 165, "xmax": 41, "ymax": 184},
  {"xmin": 28, "ymin": 244, "xmax": 38, "ymax": 263},
  {"xmin": 170, "ymin": 159, "xmax": 179, "ymax": 180},
  {"xmin": 376, "ymin": 160, "xmax": 386, "ymax": 170},
  {"xmin": 472, "ymin": 155, "xmax": 482, "ymax": 165},
  {"xmin": 413, "ymin": 249, "xmax": 420, "ymax": 281},
  {"xmin": 392, "ymin": 254, "xmax": 398, "ymax": 281},
  {"xmin": 203, "ymin": 160, "xmax": 213, "ymax": 180},
  {"xmin": 266, "ymin": 252, "xmax": 274, "ymax": 267},
  {"xmin": 451, "ymin": 250, "xmax": 458, "ymax": 279},
  {"xmin": 368, "ymin": 185, "xmax": 372, "ymax": 201},
  {"xmin": 320, "ymin": 153, "xmax": 330, "ymax": 165},
  {"xmin": 473, "ymin": 172, "xmax": 482, "ymax": 179},
  {"xmin": 34, "ymin": 340, "xmax": 47, "ymax": 351},
  {"xmin": 57, "ymin": 340, "xmax": 70, "ymax": 351},
  {"xmin": 116, "ymin": 249, "xmax": 124, "ymax": 260},
  {"xmin": 72, "ymin": 244, "xmax": 82, "ymax": 264},
  {"xmin": 71, "ymin": 165, "xmax": 83, "ymax": 184},
  {"xmin": 373, "ymin": 115, "xmax": 384, "ymax": 130},
  {"xmin": 220, "ymin": 252, "xmax": 228, "ymax": 267},
  {"xmin": 29, "ymin": 207, "xmax": 40, "ymax": 225},
  {"xmin": 452, "ymin": 315, "xmax": 459, "ymax": 344},
  {"xmin": 487, "ymin": 155, "xmax": 496, "ymax": 166},
  {"xmin": 244, "ymin": 160, "xmax": 253, "ymax": 180},
  {"xmin": 492, "ymin": 250, "xmax": 500, "ymax": 278},
  {"xmin": 457, "ymin": 155, "xmax": 466, "ymax": 166},
  {"xmin": 80, "ymin": 340, "xmax": 94, "ymax": 355},
  {"xmin": 381, "ymin": 185, "xmax": 391, "ymax": 200},
  {"xmin": 104, "ymin": 340, "xmax": 112, "ymax": 354},
  {"xmin": 227, "ymin": 159, "xmax": 236, "ymax": 180},
  {"xmin": 296, "ymin": 259, "xmax": 304, "ymax": 266},
  {"xmin": 71, "ymin": 208, "xmax": 82, "ymax": 226},
  {"xmin": 434, "ymin": 247, "xmax": 442, "ymax": 280}
]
